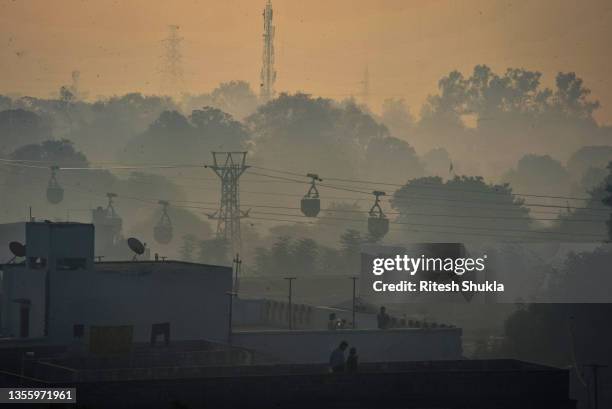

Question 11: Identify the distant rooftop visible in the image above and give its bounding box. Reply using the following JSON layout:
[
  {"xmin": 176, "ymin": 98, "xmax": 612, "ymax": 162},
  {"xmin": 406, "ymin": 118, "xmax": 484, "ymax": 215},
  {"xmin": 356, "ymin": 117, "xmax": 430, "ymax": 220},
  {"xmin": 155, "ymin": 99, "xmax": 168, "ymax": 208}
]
[{"xmin": 94, "ymin": 259, "xmax": 232, "ymax": 270}]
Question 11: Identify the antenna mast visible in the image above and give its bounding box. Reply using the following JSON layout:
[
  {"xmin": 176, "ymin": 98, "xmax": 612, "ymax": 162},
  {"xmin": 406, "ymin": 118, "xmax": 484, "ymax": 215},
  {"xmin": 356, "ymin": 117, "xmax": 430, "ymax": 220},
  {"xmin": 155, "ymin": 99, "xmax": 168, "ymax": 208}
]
[
  {"xmin": 207, "ymin": 152, "xmax": 249, "ymax": 253},
  {"xmin": 260, "ymin": 0, "xmax": 276, "ymax": 102}
]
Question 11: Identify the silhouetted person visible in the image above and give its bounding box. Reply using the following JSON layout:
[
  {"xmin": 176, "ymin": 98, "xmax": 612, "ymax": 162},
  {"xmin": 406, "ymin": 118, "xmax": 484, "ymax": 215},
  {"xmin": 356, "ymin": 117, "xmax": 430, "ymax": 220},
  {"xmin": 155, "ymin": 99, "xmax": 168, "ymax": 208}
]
[
  {"xmin": 329, "ymin": 340, "xmax": 348, "ymax": 373},
  {"xmin": 328, "ymin": 313, "xmax": 338, "ymax": 330},
  {"xmin": 377, "ymin": 306, "xmax": 390, "ymax": 329},
  {"xmin": 346, "ymin": 347, "xmax": 359, "ymax": 373}
]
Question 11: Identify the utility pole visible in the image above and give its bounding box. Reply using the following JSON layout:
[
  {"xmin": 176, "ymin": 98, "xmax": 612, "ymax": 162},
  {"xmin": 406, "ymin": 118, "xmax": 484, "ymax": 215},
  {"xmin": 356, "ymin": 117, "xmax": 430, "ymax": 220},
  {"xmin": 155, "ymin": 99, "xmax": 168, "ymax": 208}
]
[
  {"xmin": 284, "ymin": 277, "xmax": 296, "ymax": 330},
  {"xmin": 226, "ymin": 291, "xmax": 237, "ymax": 344},
  {"xmin": 350, "ymin": 276, "xmax": 359, "ymax": 329},
  {"xmin": 260, "ymin": 0, "xmax": 276, "ymax": 102},
  {"xmin": 585, "ymin": 364, "xmax": 608, "ymax": 409},
  {"xmin": 233, "ymin": 253, "xmax": 242, "ymax": 293},
  {"xmin": 207, "ymin": 152, "xmax": 249, "ymax": 254}
]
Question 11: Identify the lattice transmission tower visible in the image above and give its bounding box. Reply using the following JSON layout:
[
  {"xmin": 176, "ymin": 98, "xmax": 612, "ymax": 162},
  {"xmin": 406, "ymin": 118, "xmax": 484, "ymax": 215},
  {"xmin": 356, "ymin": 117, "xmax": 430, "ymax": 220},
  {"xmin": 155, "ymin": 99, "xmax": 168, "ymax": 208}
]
[
  {"xmin": 160, "ymin": 24, "xmax": 184, "ymax": 96},
  {"xmin": 260, "ymin": 0, "xmax": 276, "ymax": 102},
  {"xmin": 207, "ymin": 152, "xmax": 250, "ymax": 252},
  {"xmin": 361, "ymin": 65, "xmax": 370, "ymax": 107}
]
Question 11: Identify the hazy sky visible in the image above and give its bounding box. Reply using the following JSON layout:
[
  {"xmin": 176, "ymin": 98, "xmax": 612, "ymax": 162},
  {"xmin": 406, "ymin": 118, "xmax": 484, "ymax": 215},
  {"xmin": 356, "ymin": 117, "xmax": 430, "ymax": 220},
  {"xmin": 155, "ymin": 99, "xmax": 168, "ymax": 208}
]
[{"xmin": 1, "ymin": 0, "xmax": 611, "ymax": 124}]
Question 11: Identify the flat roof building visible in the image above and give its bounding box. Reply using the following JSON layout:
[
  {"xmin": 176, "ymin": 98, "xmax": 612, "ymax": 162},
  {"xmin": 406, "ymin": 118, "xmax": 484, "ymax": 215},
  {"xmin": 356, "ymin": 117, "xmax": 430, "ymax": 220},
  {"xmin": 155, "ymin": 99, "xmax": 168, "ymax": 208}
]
[{"xmin": 0, "ymin": 222, "xmax": 232, "ymax": 345}]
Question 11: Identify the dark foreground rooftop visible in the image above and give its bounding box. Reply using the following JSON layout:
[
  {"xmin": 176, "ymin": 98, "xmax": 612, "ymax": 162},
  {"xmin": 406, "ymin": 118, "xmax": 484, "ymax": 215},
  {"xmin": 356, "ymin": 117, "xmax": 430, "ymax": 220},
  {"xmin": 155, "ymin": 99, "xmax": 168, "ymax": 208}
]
[{"xmin": 0, "ymin": 358, "xmax": 575, "ymax": 409}]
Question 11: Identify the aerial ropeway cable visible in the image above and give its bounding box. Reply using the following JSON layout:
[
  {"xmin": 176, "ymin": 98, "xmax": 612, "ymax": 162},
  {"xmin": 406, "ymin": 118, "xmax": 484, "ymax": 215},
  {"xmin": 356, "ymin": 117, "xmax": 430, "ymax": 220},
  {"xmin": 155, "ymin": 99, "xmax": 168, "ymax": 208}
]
[{"xmin": 2, "ymin": 158, "xmax": 610, "ymax": 242}]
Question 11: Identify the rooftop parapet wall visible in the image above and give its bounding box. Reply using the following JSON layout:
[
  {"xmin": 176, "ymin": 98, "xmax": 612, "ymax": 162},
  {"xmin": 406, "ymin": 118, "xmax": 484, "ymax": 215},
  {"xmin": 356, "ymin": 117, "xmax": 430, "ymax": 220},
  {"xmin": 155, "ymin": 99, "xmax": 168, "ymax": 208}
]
[{"xmin": 232, "ymin": 327, "xmax": 462, "ymax": 364}]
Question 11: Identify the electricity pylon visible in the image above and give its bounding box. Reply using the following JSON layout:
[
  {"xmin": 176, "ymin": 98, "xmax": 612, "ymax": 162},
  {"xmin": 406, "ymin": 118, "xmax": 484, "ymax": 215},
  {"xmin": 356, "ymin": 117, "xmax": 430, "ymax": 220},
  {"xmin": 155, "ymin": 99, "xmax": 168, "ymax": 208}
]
[
  {"xmin": 207, "ymin": 152, "xmax": 249, "ymax": 253},
  {"xmin": 161, "ymin": 24, "xmax": 184, "ymax": 96},
  {"xmin": 361, "ymin": 65, "xmax": 370, "ymax": 106}
]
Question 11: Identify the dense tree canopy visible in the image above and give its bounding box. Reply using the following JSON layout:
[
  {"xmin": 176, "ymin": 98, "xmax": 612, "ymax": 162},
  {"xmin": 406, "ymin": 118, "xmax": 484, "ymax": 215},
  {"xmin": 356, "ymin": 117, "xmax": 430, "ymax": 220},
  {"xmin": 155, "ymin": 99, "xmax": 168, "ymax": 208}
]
[
  {"xmin": 247, "ymin": 93, "xmax": 423, "ymax": 180},
  {"xmin": 413, "ymin": 66, "xmax": 607, "ymax": 179},
  {"xmin": 120, "ymin": 107, "xmax": 248, "ymax": 164},
  {"xmin": 0, "ymin": 109, "xmax": 51, "ymax": 155},
  {"xmin": 501, "ymin": 154, "xmax": 570, "ymax": 197},
  {"xmin": 567, "ymin": 145, "xmax": 612, "ymax": 182},
  {"xmin": 391, "ymin": 176, "xmax": 532, "ymax": 243},
  {"xmin": 182, "ymin": 80, "xmax": 258, "ymax": 121}
]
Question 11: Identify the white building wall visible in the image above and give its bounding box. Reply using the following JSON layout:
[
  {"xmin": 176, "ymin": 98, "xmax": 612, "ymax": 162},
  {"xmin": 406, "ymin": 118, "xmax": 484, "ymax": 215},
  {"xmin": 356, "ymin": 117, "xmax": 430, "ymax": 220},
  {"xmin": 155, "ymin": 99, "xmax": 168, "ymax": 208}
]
[
  {"xmin": 232, "ymin": 327, "xmax": 462, "ymax": 364},
  {"xmin": 26, "ymin": 222, "xmax": 95, "ymax": 270},
  {"xmin": 233, "ymin": 298, "xmax": 378, "ymax": 329},
  {"xmin": 48, "ymin": 262, "xmax": 232, "ymax": 344},
  {"xmin": 0, "ymin": 222, "xmax": 25, "ymax": 262},
  {"xmin": 1, "ymin": 222, "xmax": 233, "ymax": 344},
  {"xmin": 1, "ymin": 267, "xmax": 46, "ymax": 338}
]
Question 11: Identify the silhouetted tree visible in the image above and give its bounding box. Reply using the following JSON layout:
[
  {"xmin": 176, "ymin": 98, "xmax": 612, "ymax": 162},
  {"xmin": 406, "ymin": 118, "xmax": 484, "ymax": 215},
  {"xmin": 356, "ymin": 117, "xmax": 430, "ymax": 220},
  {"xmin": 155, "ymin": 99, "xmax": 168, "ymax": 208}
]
[
  {"xmin": 269, "ymin": 236, "xmax": 293, "ymax": 275},
  {"xmin": 415, "ymin": 66, "xmax": 604, "ymax": 178},
  {"xmin": 180, "ymin": 234, "xmax": 197, "ymax": 262},
  {"xmin": 391, "ymin": 176, "xmax": 531, "ymax": 243},
  {"xmin": 254, "ymin": 246, "xmax": 272, "ymax": 275},
  {"xmin": 567, "ymin": 146, "xmax": 612, "ymax": 182},
  {"xmin": 10, "ymin": 138, "xmax": 87, "ymax": 165},
  {"xmin": 315, "ymin": 203, "xmax": 368, "ymax": 247},
  {"xmin": 190, "ymin": 106, "xmax": 248, "ymax": 150},
  {"xmin": 0, "ymin": 95, "xmax": 12, "ymax": 111},
  {"xmin": 121, "ymin": 108, "xmax": 248, "ymax": 164},
  {"xmin": 553, "ymin": 72, "xmax": 600, "ymax": 119},
  {"xmin": 501, "ymin": 154, "xmax": 570, "ymax": 197},
  {"xmin": 422, "ymin": 147, "xmax": 452, "ymax": 176},
  {"xmin": 182, "ymin": 80, "xmax": 258, "ymax": 121},
  {"xmin": 498, "ymin": 303, "xmax": 612, "ymax": 368},
  {"xmin": 291, "ymin": 238, "xmax": 318, "ymax": 276},
  {"xmin": 246, "ymin": 93, "xmax": 397, "ymax": 180},
  {"xmin": 364, "ymin": 136, "xmax": 424, "ymax": 181},
  {"xmin": 380, "ymin": 98, "xmax": 415, "ymax": 140},
  {"xmin": 555, "ymin": 166, "xmax": 610, "ymax": 241},
  {"xmin": 210, "ymin": 81, "xmax": 258, "ymax": 120},
  {"xmin": 198, "ymin": 237, "xmax": 230, "ymax": 266},
  {"xmin": 252, "ymin": 231, "xmax": 367, "ymax": 276},
  {"xmin": 0, "ymin": 109, "xmax": 51, "ymax": 155},
  {"xmin": 340, "ymin": 229, "xmax": 363, "ymax": 274}
]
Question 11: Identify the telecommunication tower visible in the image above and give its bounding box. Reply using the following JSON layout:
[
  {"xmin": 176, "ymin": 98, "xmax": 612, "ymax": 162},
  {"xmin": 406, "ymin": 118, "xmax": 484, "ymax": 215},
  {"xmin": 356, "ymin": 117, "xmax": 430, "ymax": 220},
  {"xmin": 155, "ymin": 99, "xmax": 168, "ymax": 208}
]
[
  {"xmin": 260, "ymin": 0, "xmax": 276, "ymax": 102},
  {"xmin": 161, "ymin": 25, "xmax": 184, "ymax": 96},
  {"xmin": 207, "ymin": 152, "xmax": 249, "ymax": 252}
]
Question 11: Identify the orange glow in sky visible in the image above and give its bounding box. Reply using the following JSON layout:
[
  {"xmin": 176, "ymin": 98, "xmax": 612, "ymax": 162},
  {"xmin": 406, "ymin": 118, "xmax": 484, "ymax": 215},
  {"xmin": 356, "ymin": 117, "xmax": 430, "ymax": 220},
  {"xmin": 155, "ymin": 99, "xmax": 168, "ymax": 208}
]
[{"xmin": 1, "ymin": 0, "xmax": 611, "ymax": 124}]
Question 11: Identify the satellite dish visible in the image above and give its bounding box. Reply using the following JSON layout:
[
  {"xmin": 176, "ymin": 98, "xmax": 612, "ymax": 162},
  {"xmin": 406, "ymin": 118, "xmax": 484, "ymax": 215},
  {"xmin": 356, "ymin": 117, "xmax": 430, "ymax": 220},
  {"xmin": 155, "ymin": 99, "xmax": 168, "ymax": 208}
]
[
  {"xmin": 9, "ymin": 241, "xmax": 26, "ymax": 258},
  {"xmin": 127, "ymin": 237, "xmax": 145, "ymax": 260},
  {"xmin": 5, "ymin": 241, "xmax": 26, "ymax": 264}
]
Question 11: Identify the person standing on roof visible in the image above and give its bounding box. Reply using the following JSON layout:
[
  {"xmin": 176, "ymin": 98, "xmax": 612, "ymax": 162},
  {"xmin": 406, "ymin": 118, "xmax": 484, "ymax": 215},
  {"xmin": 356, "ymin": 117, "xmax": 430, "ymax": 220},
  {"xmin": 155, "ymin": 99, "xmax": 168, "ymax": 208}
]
[
  {"xmin": 329, "ymin": 340, "xmax": 348, "ymax": 373},
  {"xmin": 346, "ymin": 347, "xmax": 359, "ymax": 373},
  {"xmin": 377, "ymin": 306, "xmax": 391, "ymax": 329}
]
